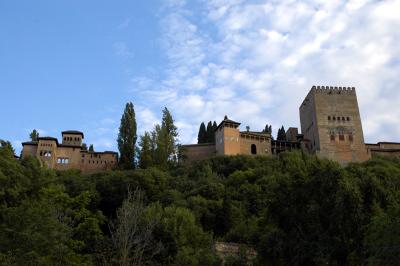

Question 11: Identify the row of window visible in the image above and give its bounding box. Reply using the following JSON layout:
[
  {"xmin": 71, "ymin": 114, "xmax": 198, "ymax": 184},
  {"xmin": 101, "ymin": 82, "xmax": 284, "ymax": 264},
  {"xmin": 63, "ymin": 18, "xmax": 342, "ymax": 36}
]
[
  {"xmin": 328, "ymin": 116, "xmax": 351, "ymax": 121},
  {"xmin": 82, "ymin": 154, "xmax": 102, "ymax": 159},
  {"xmin": 330, "ymin": 134, "xmax": 353, "ymax": 142},
  {"xmin": 64, "ymin": 136, "xmax": 81, "ymax": 142},
  {"xmin": 39, "ymin": 151, "xmax": 52, "ymax": 157},
  {"xmin": 40, "ymin": 143, "xmax": 53, "ymax": 147},
  {"xmin": 83, "ymin": 160, "xmax": 115, "ymax": 165},
  {"xmin": 57, "ymin": 158, "xmax": 69, "ymax": 164}
]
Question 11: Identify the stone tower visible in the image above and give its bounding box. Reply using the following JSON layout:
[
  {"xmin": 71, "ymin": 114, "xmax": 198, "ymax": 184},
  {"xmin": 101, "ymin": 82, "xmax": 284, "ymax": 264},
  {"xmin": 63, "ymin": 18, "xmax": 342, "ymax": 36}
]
[
  {"xmin": 299, "ymin": 86, "xmax": 370, "ymax": 163},
  {"xmin": 61, "ymin": 130, "xmax": 84, "ymax": 146},
  {"xmin": 215, "ymin": 116, "xmax": 241, "ymax": 155}
]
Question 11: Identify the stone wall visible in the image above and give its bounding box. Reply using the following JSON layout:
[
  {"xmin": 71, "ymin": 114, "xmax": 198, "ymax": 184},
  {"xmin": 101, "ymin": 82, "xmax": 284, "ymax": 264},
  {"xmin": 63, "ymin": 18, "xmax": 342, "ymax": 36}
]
[
  {"xmin": 181, "ymin": 143, "xmax": 216, "ymax": 162},
  {"xmin": 300, "ymin": 86, "xmax": 370, "ymax": 163}
]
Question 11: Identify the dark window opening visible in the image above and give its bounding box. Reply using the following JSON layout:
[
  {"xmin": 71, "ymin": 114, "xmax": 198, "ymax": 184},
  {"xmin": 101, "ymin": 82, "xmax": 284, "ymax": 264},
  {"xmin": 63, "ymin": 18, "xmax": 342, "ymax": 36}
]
[
  {"xmin": 339, "ymin": 134, "xmax": 345, "ymax": 141},
  {"xmin": 330, "ymin": 135, "xmax": 335, "ymax": 141},
  {"xmin": 342, "ymin": 117, "xmax": 345, "ymax": 121},
  {"xmin": 333, "ymin": 116, "xmax": 336, "ymax": 120},
  {"xmin": 349, "ymin": 134, "xmax": 353, "ymax": 142},
  {"xmin": 328, "ymin": 116, "xmax": 331, "ymax": 120},
  {"xmin": 251, "ymin": 144, "xmax": 257, "ymax": 155},
  {"xmin": 347, "ymin": 117, "xmax": 350, "ymax": 121}
]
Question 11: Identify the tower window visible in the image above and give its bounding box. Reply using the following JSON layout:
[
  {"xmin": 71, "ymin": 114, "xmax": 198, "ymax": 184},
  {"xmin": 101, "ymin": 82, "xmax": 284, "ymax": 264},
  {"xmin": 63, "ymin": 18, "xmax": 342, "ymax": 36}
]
[
  {"xmin": 328, "ymin": 116, "xmax": 331, "ymax": 120},
  {"xmin": 339, "ymin": 134, "xmax": 345, "ymax": 141},
  {"xmin": 342, "ymin": 117, "xmax": 345, "ymax": 121},
  {"xmin": 330, "ymin": 135, "xmax": 335, "ymax": 142},
  {"xmin": 251, "ymin": 144, "xmax": 257, "ymax": 155},
  {"xmin": 349, "ymin": 134, "xmax": 353, "ymax": 142},
  {"xmin": 347, "ymin": 117, "xmax": 350, "ymax": 121},
  {"xmin": 333, "ymin": 116, "xmax": 336, "ymax": 120}
]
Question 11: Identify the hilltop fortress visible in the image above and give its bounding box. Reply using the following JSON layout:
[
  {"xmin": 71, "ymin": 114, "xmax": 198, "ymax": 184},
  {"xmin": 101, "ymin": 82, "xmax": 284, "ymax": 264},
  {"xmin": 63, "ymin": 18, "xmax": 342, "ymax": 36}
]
[
  {"xmin": 183, "ymin": 86, "xmax": 400, "ymax": 164},
  {"xmin": 20, "ymin": 86, "xmax": 400, "ymax": 171}
]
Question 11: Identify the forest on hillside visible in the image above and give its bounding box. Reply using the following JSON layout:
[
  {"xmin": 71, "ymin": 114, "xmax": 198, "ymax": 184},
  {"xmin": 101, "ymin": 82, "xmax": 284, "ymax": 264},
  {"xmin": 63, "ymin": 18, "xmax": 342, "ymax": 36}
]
[{"xmin": 1, "ymin": 139, "xmax": 400, "ymax": 265}]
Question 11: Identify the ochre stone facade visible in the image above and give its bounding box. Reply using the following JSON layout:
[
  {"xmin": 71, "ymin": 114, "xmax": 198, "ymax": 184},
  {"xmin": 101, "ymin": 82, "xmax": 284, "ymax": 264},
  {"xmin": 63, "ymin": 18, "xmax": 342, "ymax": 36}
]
[
  {"xmin": 183, "ymin": 117, "xmax": 273, "ymax": 161},
  {"xmin": 21, "ymin": 131, "xmax": 118, "ymax": 174},
  {"xmin": 183, "ymin": 86, "xmax": 399, "ymax": 163}
]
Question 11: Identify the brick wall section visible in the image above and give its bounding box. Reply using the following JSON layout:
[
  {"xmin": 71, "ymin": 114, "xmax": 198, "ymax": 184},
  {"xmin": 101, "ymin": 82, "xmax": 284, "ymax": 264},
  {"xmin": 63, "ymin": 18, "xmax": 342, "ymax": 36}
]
[{"xmin": 181, "ymin": 143, "xmax": 216, "ymax": 162}]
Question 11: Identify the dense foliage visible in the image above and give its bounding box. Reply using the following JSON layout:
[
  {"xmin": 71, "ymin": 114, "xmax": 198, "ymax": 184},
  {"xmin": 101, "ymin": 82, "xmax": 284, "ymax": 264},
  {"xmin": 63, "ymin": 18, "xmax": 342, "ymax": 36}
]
[{"xmin": 1, "ymin": 141, "xmax": 400, "ymax": 265}]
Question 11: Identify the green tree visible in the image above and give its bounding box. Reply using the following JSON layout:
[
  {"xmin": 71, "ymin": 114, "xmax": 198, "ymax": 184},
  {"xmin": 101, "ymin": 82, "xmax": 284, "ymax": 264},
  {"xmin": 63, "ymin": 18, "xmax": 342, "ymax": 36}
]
[
  {"xmin": 276, "ymin": 126, "xmax": 286, "ymax": 141},
  {"xmin": 153, "ymin": 107, "xmax": 178, "ymax": 167},
  {"xmin": 365, "ymin": 204, "xmax": 400, "ymax": 265},
  {"xmin": 118, "ymin": 102, "xmax": 137, "ymax": 170},
  {"xmin": 29, "ymin": 129, "xmax": 39, "ymax": 141},
  {"xmin": 138, "ymin": 132, "xmax": 153, "ymax": 169},
  {"xmin": 263, "ymin": 124, "xmax": 272, "ymax": 134},
  {"xmin": 206, "ymin": 121, "xmax": 213, "ymax": 143},
  {"xmin": 109, "ymin": 189, "xmax": 161, "ymax": 266},
  {"xmin": 0, "ymin": 140, "xmax": 15, "ymax": 156},
  {"xmin": 212, "ymin": 121, "xmax": 217, "ymax": 131},
  {"xmin": 82, "ymin": 143, "xmax": 88, "ymax": 151},
  {"xmin": 146, "ymin": 204, "xmax": 219, "ymax": 265},
  {"xmin": 197, "ymin": 122, "xmax": 207, "ymax": 144},
  {"xmin": 88, "ymin": 144, "xmax": 94, "ymax": 152}
]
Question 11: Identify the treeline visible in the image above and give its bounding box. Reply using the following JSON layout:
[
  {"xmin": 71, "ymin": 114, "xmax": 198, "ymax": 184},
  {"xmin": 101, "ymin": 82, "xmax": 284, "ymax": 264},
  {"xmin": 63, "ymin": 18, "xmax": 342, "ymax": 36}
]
[{"xmin": 1, "ymin": 137, "xmax": 400, "ymax": 265}]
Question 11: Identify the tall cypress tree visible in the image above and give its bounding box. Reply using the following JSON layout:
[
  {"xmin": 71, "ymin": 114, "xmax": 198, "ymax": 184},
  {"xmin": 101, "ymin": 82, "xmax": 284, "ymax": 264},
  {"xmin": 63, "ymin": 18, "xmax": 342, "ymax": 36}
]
[
  {"xmin": 212, "ymin": 121, "xmax": 217, "ymax": 131},
  {"xmin": 117, "ymin": 102, "xmax": 137, "ymax": 170},
  {"xmin": 155, "ymin": 107, "xmax": 178, "ymax": 167},
  {"xmin": 88, "ymin": 144, "xmax": 94, "ymax": 152},
  {"xmin": 138, "ymin": 132, "xmax": 153, "ymax": 169},
  {"xmin": 197, "ymin": 122, "xmax": 207, "ymax": 144},
  {"xmin": 206, "ymin": 121, "xmax": 213, "ymax": 143},
  {"xmin": 29, "ymin": 129, "xmax": 39, "ymax": 141}
]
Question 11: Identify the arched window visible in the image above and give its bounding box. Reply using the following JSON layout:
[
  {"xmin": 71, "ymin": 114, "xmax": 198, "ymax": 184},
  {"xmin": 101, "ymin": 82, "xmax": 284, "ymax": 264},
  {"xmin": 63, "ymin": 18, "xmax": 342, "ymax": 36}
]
[{"xmin": 251, "ymin": 144, "xmax": 257, "ymax": 155}]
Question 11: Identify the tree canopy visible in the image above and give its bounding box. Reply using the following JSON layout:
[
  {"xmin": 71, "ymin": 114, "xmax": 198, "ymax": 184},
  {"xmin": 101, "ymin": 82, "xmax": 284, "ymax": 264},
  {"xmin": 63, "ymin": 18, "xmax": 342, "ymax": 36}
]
[{"xmin": 2, "ymin": 133, "xmax": 400, "ymax": 265}]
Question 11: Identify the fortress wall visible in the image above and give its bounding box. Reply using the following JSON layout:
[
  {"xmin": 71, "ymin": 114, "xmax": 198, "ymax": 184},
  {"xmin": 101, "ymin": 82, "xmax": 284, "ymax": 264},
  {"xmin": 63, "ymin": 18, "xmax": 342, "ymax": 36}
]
[{"xmin": 182, "ymin": 144, "xmax": 216, "ymax": 162}]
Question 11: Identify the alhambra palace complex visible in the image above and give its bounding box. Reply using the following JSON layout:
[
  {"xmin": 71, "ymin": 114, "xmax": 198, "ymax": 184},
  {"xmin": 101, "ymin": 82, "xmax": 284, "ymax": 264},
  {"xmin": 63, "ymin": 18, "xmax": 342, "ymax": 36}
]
[
  {"xmin": 183, "ymin": 86, "xmax": 400, "ymax": 164},
  {"xmin": 21, "ymin": 131, "xmax": 118, "ymax": 173},
  {"xmin": 21, "ymin": 86, "xmax": 400, "ymax": 172}
]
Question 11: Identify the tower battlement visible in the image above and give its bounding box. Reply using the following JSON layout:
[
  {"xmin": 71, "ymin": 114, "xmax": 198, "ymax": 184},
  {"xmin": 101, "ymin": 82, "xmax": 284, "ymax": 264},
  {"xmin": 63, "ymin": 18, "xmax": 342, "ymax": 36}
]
[{"xmin": 312, "ymin": 85, "xmax": 356, "ymax": 94}]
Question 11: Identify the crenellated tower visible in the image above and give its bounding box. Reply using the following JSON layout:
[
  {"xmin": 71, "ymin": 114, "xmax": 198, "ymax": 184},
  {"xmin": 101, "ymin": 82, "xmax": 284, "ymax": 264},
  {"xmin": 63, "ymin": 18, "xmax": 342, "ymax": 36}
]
[{"xmin": 299, "ymin": 85, "xmax": 370, "ymax": 163}]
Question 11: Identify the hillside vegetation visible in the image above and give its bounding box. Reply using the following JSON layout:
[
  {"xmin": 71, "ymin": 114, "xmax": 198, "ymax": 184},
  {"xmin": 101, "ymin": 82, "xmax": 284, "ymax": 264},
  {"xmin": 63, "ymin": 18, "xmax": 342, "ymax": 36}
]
[{"xmin": 1, "ymin": 143, "xmax": 400, "ymax": 265}]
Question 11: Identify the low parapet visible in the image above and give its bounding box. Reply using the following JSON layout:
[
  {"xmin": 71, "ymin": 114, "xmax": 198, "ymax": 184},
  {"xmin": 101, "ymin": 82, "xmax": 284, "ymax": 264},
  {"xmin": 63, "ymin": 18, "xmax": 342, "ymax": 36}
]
[{"xmin": 312, "ymin": 85, "xmax": 356, "ymax": 94}]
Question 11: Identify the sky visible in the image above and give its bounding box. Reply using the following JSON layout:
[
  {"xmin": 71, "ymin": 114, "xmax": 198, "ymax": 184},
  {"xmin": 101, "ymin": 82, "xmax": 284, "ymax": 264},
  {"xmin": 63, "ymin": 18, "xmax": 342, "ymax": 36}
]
[{"xmin": 1, "ymin": 0, "xmax": 400, "ymax": 155}]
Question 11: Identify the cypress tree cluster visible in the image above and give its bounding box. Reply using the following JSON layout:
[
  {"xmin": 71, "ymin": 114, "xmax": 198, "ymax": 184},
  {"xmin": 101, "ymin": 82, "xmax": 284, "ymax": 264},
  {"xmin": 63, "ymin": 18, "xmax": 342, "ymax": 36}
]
[
  {"xmin": 277, "ymin": 126, "xmax": 286, "ymax": 141},
  {"xmin": 197, "ymin": 121, "xmax": 217, "ymax": 143}
]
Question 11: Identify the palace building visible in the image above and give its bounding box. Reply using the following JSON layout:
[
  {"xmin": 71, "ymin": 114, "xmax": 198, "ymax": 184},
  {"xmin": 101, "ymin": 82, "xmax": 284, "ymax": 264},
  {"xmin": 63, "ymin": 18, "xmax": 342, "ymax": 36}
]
[
  {"xmin": 183, "ymin": 86, "xmax": 400, "ymax": 164},
  {"xmin": 21, "ymin": 130, "xmax": 118, "ymax": 174}
]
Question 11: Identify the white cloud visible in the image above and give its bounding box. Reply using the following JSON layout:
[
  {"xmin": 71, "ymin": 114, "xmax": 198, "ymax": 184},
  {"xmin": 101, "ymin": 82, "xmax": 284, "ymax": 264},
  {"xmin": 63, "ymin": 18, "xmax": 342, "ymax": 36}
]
[{"xmin": 131, "ymin": 0, "xmax": 400, "ymax": 144}]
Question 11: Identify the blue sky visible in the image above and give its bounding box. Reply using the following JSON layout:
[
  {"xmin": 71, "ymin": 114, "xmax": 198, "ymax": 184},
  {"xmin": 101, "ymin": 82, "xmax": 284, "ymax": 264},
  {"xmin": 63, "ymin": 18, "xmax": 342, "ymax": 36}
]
[{"xmin": 1, "ymin": 0, "xmax": 400, "ymax": 154}]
